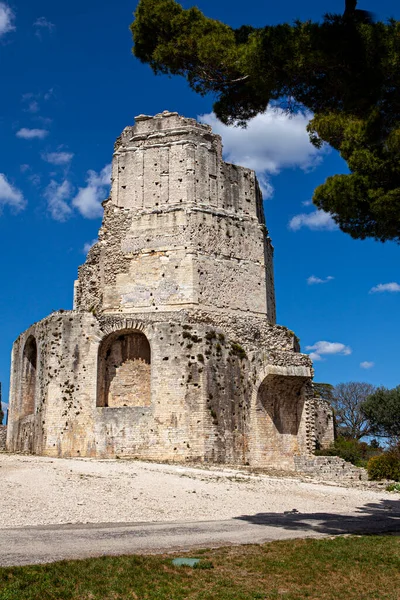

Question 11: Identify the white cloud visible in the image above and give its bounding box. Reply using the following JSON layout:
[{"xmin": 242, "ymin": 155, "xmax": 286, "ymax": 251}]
[
  {"xmin": 1, "ymin": 401, "xmax": 8, "ymax": 423},
  {"xmin": 83, "ymin": 239, "xmax": 97, "ymax": 254},
  {"xmin": 0, "ymin": 3, "xmax": 15, "ymax": 37},
  {"xmin": 72, "ymin": 164, "xmax": 111, "ymax": 219},
  {"xmin": 36, "ymin": 116, "xmax": 53, "ymax": 126},
  {"xmin": 256, "ymin": 174, "xmax": 274, "ymax": 199},
  {"xmin": 198, "ymin": 108, "xmax": 326, "ymax": 198},
  {"xmin": 288, "ymin": 210, "xmax": 337, "ymax": 231},
  {"xmin": 306, "ymin": 340, "xmax": 352, "ymax": 362},
  {"xmin": 308, "ymin": 352, "xmax": 323, "ymax": 362},
  {"xmin": 16, "ymin": 128, "xmax": 48, "ymax": 140},
  {"xmin": 0, "ymin": 173, "xmax": 26, "ymax": 212},
  {"xmin": 42, "ymin": 152, "xmax": 74, "ymax": 166},
  {"xmin": 29, "ymin": 173, "xmax": 41, "ymax": 187},
  {"xmin": 20, "ymin": 164, "xmax": 40, "ymax": 185},
  {"xmin": 360, "ymin": 361, "xmax": 374, "ymax": 369},
  {"xmin": 307, "ymin": 275, "xmax": 334, "ymax": 285},
  {"xmin": 302, "ymin": 199, "xmax": 313, "ymax": 206},
  {"xmin": 33, "ymin": 17, "xmax": 55, "ymax": 38},
  {"xmin": 24, "ymin": 100, "xmax": 40, "ymax": 114},
  {"xmin": 21, "ymin": 89, "xmax": 55, "ymax": 115},
  {"xmin": 42, "ymin": 164, "xmax": 110, "ymax": 221},
  {"xmin": 43, "ymin": 88, "xmax": 54, "ymax": 101},
  {"xmin": 22, "ymin": 93, "xmax": 39, "ymax": 113},
  {"xmin": 369, "ymin": 282, "xmax": 400, "ymax": 294},
  {"xmin": 44, "ymin": 180, "xmax": 73, "ymax": 221}
]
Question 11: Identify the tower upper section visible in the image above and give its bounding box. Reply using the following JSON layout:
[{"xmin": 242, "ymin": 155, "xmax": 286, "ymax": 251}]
[
  {"xmin": 112, "ymin": 111, "xmax": 265, "ymax": 222},
  {"xmin": 76, "ymin": 112, "xmax": 276, "ymax": 323}
]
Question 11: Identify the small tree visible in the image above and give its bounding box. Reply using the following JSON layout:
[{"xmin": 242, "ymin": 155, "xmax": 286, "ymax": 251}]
[
  {"xmin": 331, "ymin": 382, "xmax": 376, "ymax": 439},
  {"xmin": 361, "ymin": 385, "xmax": 400, "ymax": 443}
]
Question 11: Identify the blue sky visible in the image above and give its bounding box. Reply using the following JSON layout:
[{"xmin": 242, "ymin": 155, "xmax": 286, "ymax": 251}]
[{"xmin": 0, "ymin": 0, "xmax": 399, "ymax": 419}]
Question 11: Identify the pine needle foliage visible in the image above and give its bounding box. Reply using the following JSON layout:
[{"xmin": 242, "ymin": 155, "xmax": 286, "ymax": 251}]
[{"xmin": 131, "ymin": 1, "xmax": 400, "ymax": 242}]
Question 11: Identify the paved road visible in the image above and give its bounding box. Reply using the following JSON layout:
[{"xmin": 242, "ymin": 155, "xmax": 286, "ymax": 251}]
[{"xmin": 1, "ymin": 509, "xmax": 399, "ymax": 566}]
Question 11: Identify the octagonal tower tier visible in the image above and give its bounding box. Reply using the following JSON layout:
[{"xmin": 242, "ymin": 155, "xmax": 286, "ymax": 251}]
[{"xmin": 74, "ymin": 111, "xmax": 276, "ymax": 322}]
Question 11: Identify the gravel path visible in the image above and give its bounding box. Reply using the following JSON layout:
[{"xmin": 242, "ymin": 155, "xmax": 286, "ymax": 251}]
[{"xmin": 0, "ymin": 454, "xmax": 397, "ymax": 529}]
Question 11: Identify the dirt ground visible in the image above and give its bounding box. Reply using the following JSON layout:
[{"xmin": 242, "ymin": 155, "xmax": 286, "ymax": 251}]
[{"xmin": 0, "ymin": 453, "xmax": 396, "ymax": 529}]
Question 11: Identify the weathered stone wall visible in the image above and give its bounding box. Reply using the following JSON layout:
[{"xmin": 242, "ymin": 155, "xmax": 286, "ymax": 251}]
[
  {"xmin": 250, "ymin": 374, "xmax": 310, "ymax": 469},
  {"xmin": 111, "ymin": 113, "xmax": 263, "ymax": 218},
  {"xmin": 7, "ymin": 111, "xmax": 317, "ymax": 469},
  {"xmin": 0, "ymin": 426, "xmax": 6, "ymax": 450},
  {"xmin": 97, "ymin": 330, "xmax": 151, "ymax": 408},
  {"xmin": 7, "ymin": 311, "xmax": 100, "ymax": 456},
  {"xmin": 75, "ymin": 111, "xmax": 276, "ymax": 322},
  {"xmin": 314, "ymin": 398, "xmax": 335, "ymax": 450},
  {"xmin": 294, "ymin": 456, "xmax": 368, "ymax": 482},
  {"xmin": 7, "ymin": 308, "xmax": 312, "ymax": 467}
]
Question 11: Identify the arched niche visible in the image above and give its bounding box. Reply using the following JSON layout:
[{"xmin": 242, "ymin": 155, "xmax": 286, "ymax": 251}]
[
  {"xmin": 258, "ymin": 375, "xmax": 305, "ymax": 434},
  {"xmin": 252, "ymin": 373, "xmax": 307, "ymax": 466},
  {"xmin": 21, "ymin": 335, "xmax": 37, "ymax": 417},
  {"xmin": 97, "ymin": 330, "xmax": 151, "ymax": 408}
]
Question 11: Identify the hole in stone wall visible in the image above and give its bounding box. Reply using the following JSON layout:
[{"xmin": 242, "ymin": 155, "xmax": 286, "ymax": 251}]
[
  {"xmin": 257, "ymin": 375, "xmax": 305, "ymax": 435},
  {"xmin": 20, "ymin": 335, "xmax": 37, "ymax": 417},
  {"xmin": 97, "ymin": 330, "xmax": 151, "ymax": 408},
  {"xmin": 254, "ymin": 374, "xmax": 307, "ymax": 464}
]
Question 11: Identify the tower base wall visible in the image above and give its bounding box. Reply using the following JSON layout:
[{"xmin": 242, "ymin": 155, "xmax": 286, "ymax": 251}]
[{"xmin": 7, "ymin": 310, "xmax": 315, "ymax": 469}]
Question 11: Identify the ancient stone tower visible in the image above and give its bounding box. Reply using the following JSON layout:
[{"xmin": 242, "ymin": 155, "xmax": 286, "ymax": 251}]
[{"xmin": 7, "ymin": 111, "xmax": 332, "ymax": 467}]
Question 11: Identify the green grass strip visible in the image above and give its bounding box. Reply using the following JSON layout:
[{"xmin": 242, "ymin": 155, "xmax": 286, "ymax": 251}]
[{"xmin": 0, "ymin": 535, "xmax": 399, "ymax": 600}]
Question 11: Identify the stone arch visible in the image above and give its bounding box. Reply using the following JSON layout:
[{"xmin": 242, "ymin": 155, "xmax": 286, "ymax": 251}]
[
  {"xmin": 250, "ymin": 365, "xmax": 310, "ymax": 468},
  {"xmin": 99, "ymin": 318, "xmax": 149, "ymax": 338},
  {"xmin": 96, "ymin": 329, "xmax": 151, "ymax": 408},
  {"xmin": 21, "ymin": 335, "xmax": 37, "ymax": 417}
]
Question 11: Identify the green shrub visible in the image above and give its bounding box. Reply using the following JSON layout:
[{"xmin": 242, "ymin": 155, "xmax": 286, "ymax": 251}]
[
  {"xmin": 386, "ymin": 482, "xmax": 400, "ymax": 492},
  {"xmin": 367, "ymin": 451, "xmax": 400, "ymax": 481},
  {"xmin": 230, "ymin": 342, "xmax": 247, "ymax": 360}
]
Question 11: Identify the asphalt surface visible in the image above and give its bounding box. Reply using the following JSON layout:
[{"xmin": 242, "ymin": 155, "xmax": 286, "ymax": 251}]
[{"xmin": 1, "ymin": 508, "xmax": 399, "ymax": 567}]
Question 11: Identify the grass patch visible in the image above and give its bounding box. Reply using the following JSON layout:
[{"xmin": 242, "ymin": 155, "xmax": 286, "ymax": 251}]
[
  {"xmin": 387, "ymin": 483, "xmax": 400, "ymax": 492},
  {"xmin": 0, "ymin": 536, "xmax": 399, "ymax": 599}
]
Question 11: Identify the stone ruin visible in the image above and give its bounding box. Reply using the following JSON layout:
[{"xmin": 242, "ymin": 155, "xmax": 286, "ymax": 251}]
[{"xmin": 6, "ymin": 111, "xmax": 333, "ymax": 468}]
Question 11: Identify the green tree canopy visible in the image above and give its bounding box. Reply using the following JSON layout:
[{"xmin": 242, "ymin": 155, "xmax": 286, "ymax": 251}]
[
  {"xmin": 131, "ymin": 0, "xmax": 400, "ymax": 243},
  {"xmin": 361, "ymin": 385, "xmax": 400, "ymax": 441}
]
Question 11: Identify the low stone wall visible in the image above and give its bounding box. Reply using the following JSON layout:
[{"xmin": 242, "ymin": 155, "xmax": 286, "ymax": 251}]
[
  {"xmin": 0, "ymin": 426, "xmax": 6, "ymax": 451},
  {"xmin": 294, "ymin": 455, "xmax": 368, "ymax": 482}
]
